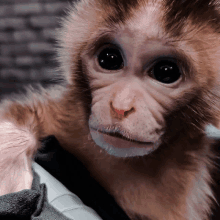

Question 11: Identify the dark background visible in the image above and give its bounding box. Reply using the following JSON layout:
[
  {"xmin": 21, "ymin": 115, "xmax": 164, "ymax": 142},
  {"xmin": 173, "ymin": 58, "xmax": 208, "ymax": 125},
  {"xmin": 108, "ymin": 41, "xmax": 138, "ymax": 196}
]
[{"xmin": 0, "ymin": 0, "xmax": 72, "ymax": 82}]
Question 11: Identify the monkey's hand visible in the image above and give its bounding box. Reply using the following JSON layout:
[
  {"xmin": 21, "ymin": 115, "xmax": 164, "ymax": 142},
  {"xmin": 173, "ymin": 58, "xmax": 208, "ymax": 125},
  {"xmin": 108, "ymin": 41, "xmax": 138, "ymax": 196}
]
[
  {"xmin": 0, "ymin": 120, "xmax": 37, "ymax": 196},
  {"xmin": 0, "ymin": 81, "xmax": 57, "ymax": 196}
]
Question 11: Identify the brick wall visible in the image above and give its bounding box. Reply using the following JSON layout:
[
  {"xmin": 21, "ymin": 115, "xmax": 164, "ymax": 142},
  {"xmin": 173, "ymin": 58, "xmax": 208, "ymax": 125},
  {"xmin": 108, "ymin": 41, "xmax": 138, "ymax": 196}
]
[{"xmin": 0, "ymin": 0, "xmax": 72, "ymax": 81}]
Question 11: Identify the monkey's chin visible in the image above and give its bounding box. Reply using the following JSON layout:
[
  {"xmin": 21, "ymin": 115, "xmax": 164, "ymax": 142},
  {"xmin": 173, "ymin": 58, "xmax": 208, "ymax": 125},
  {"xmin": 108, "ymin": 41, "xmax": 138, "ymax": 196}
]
[{"xmin": 89, "ymin": 129, "xmax": 160, "ymax": 158}]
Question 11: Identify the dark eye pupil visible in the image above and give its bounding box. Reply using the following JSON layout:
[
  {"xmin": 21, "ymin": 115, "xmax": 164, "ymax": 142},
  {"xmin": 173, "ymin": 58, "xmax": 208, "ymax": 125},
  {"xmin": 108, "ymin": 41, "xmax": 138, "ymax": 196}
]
[
  {"xmin": 98, "ymin": 48, "xmax": 123, "ymax": 70},
  {"xmin": 152, "ymin": 60, "xmax": 181, "ymax": 84}
]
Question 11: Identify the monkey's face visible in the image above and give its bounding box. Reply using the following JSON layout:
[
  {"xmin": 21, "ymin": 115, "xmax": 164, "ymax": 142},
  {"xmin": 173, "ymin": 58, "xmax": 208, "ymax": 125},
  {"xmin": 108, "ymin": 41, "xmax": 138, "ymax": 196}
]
[
  {"xmin": 60, "ymin": 0, "xmax": 220, "ymax": 158},
  {"xmin": 85, "ymin": 36, "xmax": 195, "ymax": 157},
  {"xmin": 82, "ymin": 12, "xmax": 200, "ymax": 158}
]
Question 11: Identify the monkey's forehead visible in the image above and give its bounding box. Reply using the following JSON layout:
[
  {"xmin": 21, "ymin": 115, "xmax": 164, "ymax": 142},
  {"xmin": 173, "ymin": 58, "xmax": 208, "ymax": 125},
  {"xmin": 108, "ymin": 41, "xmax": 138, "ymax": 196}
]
[
  {"xmin": 64, "ymin": 0, "xmax": 220, "ymax": 42},
  {"xmin": 99, "ymin": 0, "xmax": 219, "ymax": 37}
]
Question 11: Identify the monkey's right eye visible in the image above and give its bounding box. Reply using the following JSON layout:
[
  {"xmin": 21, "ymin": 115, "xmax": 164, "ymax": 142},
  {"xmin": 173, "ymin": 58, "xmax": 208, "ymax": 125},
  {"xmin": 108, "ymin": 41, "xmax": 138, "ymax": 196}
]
[{"xmin": 98, "ymin": 48, "xmax": 124, "ymax": 70}]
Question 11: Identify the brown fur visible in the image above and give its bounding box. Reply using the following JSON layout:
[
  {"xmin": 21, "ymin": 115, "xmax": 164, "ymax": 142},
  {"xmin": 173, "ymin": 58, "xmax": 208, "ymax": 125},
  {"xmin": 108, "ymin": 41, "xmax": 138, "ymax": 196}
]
[{"xmin": 0, "ymin": 0, "xmax": 220, "ymax": 219}]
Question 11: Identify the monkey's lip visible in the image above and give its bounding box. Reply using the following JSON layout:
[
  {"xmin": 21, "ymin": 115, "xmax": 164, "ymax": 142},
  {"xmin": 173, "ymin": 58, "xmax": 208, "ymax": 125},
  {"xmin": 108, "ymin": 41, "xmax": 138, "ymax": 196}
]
[{"xmin": 90, "ymin": 128, "xmax": 154, "ymax": 149}]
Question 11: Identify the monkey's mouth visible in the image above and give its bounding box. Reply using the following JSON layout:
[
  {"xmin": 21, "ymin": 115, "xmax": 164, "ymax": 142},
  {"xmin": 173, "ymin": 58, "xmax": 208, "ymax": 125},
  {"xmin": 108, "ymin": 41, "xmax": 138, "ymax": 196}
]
[
  {"xmin": 99, "ymin": 130, "xmax": 153, "ymax": 145},
  {"xmin": 90, "ymin": 127, "xmax": 155, "ymax": 149}
]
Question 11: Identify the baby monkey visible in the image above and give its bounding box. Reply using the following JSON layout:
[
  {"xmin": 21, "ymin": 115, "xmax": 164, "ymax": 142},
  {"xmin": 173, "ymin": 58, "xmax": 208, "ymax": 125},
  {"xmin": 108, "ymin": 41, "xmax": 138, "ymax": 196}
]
[{"xmin": 0, "ymin": 0, "xmax": 220, "ymax": 219}]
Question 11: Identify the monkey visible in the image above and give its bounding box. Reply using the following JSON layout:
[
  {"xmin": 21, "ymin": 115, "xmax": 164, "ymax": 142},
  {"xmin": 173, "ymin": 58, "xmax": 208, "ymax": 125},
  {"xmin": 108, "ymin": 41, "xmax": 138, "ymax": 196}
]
[{"xmin": 0, "ymin": 0, "xmax": 220, "ymax": 219}]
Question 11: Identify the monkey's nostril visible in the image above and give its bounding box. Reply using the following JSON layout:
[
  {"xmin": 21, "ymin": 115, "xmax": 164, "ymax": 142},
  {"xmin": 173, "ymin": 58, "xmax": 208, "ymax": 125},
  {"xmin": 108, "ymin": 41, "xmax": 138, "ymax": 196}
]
[
  {"xmin": 114, "ymin": 108, "xmax": 126, "ymax": 116},
  {"xmin": 124, "ymin": 107, "xmax": 135, "ymax": 117},
  {"xmin": 110, "ymin": 102, "xmax": 135, "ymax": 118}
]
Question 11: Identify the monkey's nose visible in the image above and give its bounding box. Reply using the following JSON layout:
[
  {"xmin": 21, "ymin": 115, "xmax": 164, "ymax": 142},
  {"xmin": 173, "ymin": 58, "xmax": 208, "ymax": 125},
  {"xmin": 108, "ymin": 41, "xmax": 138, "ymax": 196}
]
[
  {"xmin": 110, "ymin": 102, "xmax": 135, "ymax": 119},
  {"xmin": 114, "ymin": 108, "xmax": 126, "ymax": 116}
]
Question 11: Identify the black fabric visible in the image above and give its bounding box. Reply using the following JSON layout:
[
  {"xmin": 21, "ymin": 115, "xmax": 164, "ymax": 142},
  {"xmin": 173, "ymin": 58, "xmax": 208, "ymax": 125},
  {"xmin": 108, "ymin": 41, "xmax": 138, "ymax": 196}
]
[
  {"xmin": 35, "ymin": 136, "xmax": 131, "ymax": 220},
  {"xmin": 0, "ymin": 166, "xmax": 71, "ymax": 220},
  {"xmin": 35, "ymin": 136, "xmax": 220, "ymax": 220}
]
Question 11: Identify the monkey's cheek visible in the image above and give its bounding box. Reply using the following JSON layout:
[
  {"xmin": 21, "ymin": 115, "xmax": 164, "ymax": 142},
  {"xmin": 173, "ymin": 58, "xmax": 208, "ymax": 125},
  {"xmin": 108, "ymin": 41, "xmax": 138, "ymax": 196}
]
[{"xmin": 89, "ymin": 129, "xmax": 160, "ymax": 158}]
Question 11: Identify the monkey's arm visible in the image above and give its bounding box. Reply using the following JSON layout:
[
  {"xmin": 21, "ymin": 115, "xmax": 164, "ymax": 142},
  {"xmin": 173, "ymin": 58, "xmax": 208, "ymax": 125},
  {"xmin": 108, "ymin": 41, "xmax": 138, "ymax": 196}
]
[{"xmin": 0, "ymin": 80, "xmax": 64, "ymax": 196}]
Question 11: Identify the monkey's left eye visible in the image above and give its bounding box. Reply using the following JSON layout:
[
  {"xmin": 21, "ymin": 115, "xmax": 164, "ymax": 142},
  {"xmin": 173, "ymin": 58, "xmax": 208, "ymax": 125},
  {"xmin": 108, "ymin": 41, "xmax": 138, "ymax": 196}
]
[
  {"xmin": 150, "ymin": 60, "xmax": 181, "ymax": 84},
  {"xmin": 98, "ymin": 48, "xmax": 124, "ymax": 70}
]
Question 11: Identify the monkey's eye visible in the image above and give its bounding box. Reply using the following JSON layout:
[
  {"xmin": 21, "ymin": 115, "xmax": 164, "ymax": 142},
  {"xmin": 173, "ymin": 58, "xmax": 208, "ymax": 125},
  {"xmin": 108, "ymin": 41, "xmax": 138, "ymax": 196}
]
[
  {"xmin": 151, "ymin": 60, "xmax": 181, "ymax": 84},
  {"xmin": 98, "ymin": 48, "xmax": 124, "ymax": 70}
]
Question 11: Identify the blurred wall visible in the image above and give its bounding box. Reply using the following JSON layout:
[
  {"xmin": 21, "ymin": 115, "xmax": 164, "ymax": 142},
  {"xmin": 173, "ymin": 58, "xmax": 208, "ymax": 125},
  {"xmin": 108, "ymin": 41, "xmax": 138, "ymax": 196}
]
[{"xmin": 0, "ymin": 0, "xmax": 71, "ymax": 81}]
